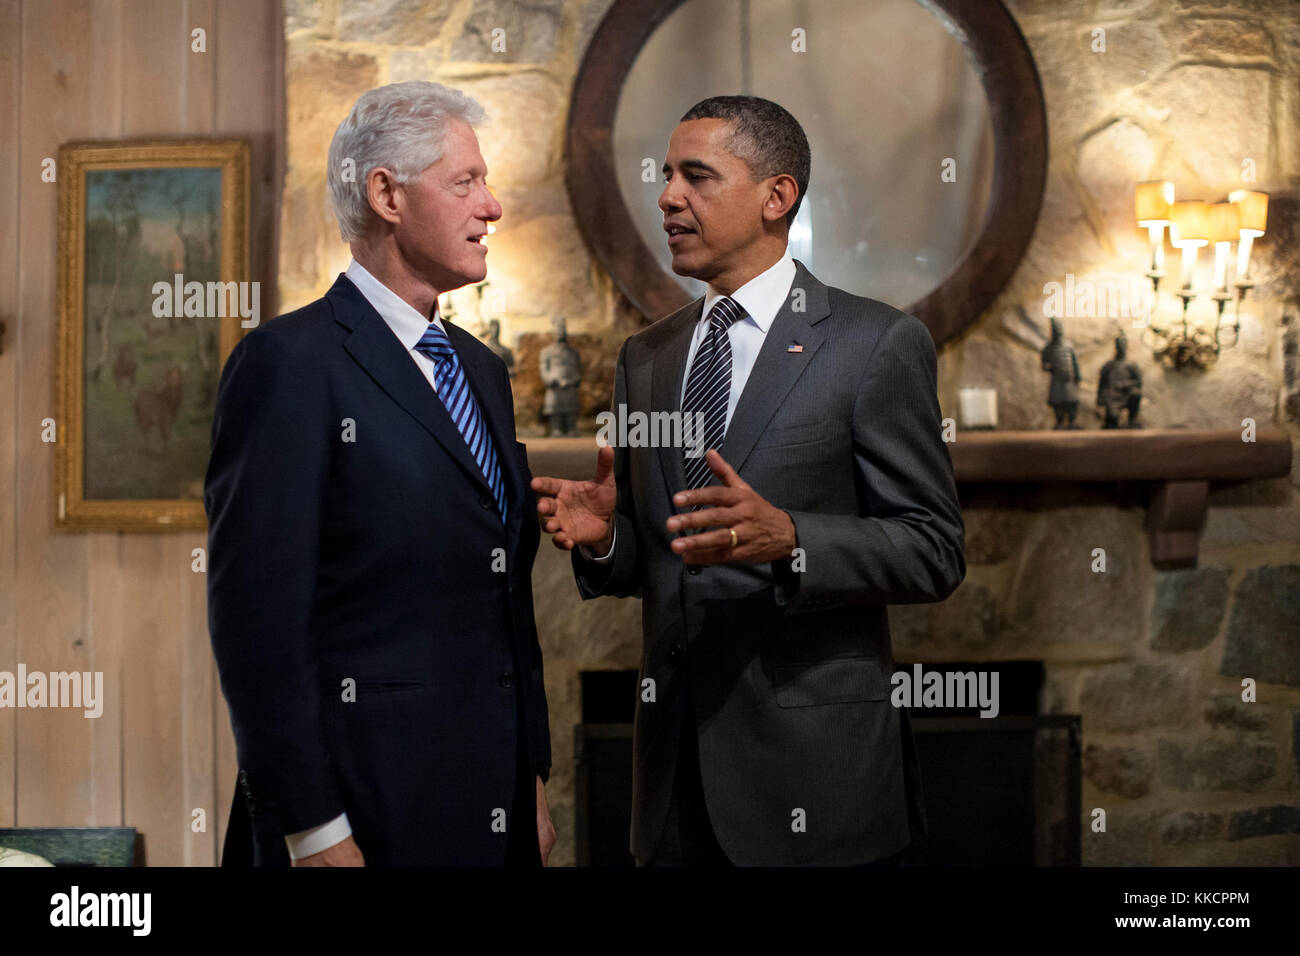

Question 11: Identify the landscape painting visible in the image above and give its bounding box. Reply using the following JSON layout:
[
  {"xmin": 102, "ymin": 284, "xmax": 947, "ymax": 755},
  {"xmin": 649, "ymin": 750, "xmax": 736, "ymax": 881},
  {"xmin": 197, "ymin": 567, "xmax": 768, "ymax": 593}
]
[{"xmin": 57, "ymin": 141, "xmax": 249, "ymax": 531}]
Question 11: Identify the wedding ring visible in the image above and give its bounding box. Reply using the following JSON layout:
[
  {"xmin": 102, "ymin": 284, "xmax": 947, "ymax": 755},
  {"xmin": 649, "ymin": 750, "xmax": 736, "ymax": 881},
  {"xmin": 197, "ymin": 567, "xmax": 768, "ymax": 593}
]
[{"xmin": 728, "ymin": 528, "xmax": 738, "ymax": 549}]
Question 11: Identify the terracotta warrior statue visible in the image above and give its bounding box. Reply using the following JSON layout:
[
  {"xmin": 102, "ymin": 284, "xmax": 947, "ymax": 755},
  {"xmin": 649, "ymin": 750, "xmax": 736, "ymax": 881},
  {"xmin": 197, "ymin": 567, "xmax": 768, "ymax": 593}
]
[
  {"xmin": 1041, "ymin": 317, "xmax": 1082, "ymax": 430},
  {"xmin": 1097, "ymin": 332, "xmax": 1142, "ymax": 429},
  {"xmin": 480, "ymin": 317, "xmax": 515, "ymax": 376},
  {"xmin": 540, "ymin": 316, "xmax": 582, "ymax": 437}
]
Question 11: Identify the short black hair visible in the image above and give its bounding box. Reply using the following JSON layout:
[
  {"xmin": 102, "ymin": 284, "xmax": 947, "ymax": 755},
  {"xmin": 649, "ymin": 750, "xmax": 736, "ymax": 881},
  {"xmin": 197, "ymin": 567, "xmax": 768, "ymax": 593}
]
[{"xmin": 680, "ymin": 95, "xmax": 811, "ymax": 227}]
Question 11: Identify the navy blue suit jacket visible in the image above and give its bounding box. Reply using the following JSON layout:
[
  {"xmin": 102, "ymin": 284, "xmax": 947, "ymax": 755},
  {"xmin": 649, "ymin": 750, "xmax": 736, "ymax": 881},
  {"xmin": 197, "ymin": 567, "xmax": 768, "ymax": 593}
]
[{"xmin": 205, "ymin": 274, "xmax": 548, "ymax": 866}]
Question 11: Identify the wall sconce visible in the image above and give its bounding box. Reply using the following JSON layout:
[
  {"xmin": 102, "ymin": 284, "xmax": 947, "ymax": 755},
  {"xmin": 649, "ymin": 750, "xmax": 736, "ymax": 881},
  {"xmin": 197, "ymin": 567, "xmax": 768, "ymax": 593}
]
[
  {"xmin": 1169, "ymin": 199, "xmax": 1209, "ymax": 304},
  {"xmin": 1134, "ymin": 184, "xmax": 1268, "ymax": 371},
  {"xmin": 1229, "ymin": 189, "xmax": 1267, "ymax": 299},
  {"xmin": 1135, "ymin": 180, "xmax": 1173, "ymax": 292},
  {"xmin": 1207, "ymin": 201, "xmax": 1240, "ymax": 344}
]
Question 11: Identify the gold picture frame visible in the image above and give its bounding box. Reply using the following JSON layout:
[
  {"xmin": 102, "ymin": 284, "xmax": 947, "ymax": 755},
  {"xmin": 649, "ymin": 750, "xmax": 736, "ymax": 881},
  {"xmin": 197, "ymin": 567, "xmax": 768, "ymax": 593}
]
[{"xmin": 56, "ymin": 139, "xmax": 250, "ymax": 531}]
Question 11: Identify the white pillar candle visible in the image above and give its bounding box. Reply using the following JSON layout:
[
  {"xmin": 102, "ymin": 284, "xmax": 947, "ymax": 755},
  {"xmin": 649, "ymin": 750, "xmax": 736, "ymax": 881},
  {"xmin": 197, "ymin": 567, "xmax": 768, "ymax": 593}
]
[
  {"xmin": 1236, "ymin": 233, "xmax": 1255, "ymax": 280},
  {"xmin": 1214, "ymin": 241, "xmax": 1230, "ymax": 291},
  {"xmin": 959, "ymin": 388, "xmax": 998, "ymax": 429}
]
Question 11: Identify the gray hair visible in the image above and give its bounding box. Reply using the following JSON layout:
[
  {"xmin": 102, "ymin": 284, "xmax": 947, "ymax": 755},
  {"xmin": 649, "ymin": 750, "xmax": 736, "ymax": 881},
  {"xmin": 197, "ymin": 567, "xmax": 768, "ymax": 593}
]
[
  {"xmin": 327, "ymin": 81, "xmax": 487, "ymax": 242},
  {"xmin": 680, "ymin": 95, "xmax": 811, "ymax": 227}
]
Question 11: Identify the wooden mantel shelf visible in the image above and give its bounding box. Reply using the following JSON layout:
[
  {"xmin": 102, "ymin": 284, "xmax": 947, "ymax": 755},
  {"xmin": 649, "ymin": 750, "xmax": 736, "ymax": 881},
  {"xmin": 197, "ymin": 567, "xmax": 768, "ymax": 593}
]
[
  {"xmin": 947, "ymin": 428, "xmax": 1291, "ymax": 484},
  {"xmin": 522, "ymin": 428, "xmax": 1293, "ymax": 569}
]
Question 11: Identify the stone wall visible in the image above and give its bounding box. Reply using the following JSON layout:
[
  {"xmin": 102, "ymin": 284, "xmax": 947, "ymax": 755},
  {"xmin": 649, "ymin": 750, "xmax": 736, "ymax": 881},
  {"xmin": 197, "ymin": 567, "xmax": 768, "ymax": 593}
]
[
  {"xmin": 279, "ymin": 0, "xmax": 632, "ymax": 433},
  {"xmin": 945, "ymin": 0, "xmax": 1300, "ymax": 865},
  {"xmin": 280, "ymin": 0, "xmax": 1300, "ymax": 865}
]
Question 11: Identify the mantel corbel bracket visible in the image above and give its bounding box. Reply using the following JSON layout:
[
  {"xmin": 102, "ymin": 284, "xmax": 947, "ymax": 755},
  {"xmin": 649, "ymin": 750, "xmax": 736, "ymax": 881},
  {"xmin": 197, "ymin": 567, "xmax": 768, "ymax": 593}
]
[{"xmin": 1146, "ymin": 479, "xmax": 1210, "ymax": 569}]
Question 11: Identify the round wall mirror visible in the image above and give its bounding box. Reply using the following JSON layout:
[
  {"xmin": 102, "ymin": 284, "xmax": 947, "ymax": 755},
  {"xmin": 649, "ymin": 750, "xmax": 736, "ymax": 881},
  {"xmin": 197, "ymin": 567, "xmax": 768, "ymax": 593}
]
[{"xmin": 567, "ymin": 0, "xmax": 1047, "ymax": 344}]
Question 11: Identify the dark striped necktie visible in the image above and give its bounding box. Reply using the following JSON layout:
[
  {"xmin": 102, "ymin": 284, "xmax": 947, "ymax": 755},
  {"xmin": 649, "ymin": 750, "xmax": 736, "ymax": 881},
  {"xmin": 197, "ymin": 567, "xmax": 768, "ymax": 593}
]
[
  {"xmin": 414, "ymin": 322, "xmax": 507, "ymax": 524},
  {"xmin": 681, "ymin": 296, "xmax": 745, "ymax": 489}
]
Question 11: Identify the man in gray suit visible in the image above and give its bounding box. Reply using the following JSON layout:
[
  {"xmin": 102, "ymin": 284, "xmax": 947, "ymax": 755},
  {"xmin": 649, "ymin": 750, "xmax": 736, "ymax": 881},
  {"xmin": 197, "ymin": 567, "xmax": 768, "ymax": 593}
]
[{"xmin": 532, "ymin": 96, "xmax": 965, "ymax": 866}]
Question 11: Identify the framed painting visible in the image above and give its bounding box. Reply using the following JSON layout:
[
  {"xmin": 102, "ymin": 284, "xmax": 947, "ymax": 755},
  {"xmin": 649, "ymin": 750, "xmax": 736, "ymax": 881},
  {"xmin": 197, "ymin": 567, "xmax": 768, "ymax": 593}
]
[{"xmin": 56, "ymin": 140, "xmax": 250, "ymax": 531}]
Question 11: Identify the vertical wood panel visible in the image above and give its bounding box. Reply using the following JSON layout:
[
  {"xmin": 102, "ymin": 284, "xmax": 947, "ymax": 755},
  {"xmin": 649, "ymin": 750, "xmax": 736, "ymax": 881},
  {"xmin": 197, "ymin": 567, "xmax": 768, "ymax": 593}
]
[
  {"xmin": 115, "ymin": 0, "xmax": 198, "ymax": 867},
  {"xmin": 83, "ymin": 0, "xmax": 126, "ymax": 835},
  {"xmin": 216, "ymin": 0, "xmax": 282, "ymax": 317},
  {"xmin": 9, "ymin": 0, "xmax": 281, "ymax": 864},
  {"xmin": 15, "ymin": 0, "xmax": 96, "ymax": 828},
  {"xmin": 180, "ymin": 0, "xmax": 217, "ymax": 866},
  {"xmin": 179, "ymin": 538, "xmax": 215, "ymax": 864},
  {"xmin": 0, "ymin": 0, "xmax": 22, "ymax": 826}
]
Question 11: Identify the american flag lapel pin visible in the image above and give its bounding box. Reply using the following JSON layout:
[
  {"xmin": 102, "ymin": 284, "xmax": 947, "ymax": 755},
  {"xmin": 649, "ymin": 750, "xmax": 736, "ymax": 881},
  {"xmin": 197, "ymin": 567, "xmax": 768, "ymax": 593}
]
[{"xmin": 787, "ymin": 343, "xmax": 804, "ymax": 353}]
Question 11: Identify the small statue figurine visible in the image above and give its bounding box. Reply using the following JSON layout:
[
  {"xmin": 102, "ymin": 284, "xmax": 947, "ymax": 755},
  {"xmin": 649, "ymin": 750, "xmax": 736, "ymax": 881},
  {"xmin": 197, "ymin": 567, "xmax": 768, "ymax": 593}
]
[
  {"xmin": 1096, "ymin": 331, "xmax": 1143, "ymax": 429},
  {"xmin": 1041, "ymin": 317, "xmax": 1082, "ymax": 429},
  {"xmin": 540, "ymin": 316, "xmax": 582, "ymax": 437},
  {"xmin": 480, "ymin": 318, "xmax": 515, "ymax": 376}
]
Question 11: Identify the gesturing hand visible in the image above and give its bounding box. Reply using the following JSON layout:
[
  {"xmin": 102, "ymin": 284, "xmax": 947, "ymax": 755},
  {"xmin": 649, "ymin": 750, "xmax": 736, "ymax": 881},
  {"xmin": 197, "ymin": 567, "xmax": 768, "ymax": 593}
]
[
  {"xmin": 666, "ymin": 449, "xmax": 798, "ymax": 565},
  {"xmin": 531, "ymin": 445, "xmax": 617, "ymax": 552}
]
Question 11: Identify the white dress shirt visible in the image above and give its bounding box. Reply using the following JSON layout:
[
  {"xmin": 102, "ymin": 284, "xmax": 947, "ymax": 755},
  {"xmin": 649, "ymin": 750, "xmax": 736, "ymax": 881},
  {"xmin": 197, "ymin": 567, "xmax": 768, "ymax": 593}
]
[
  {"xmin": 345, "ymin": 257, "xmax": 447, "ymax": 391},
  {"xmin": 584, "ymin": 249, "xmax": 797, "ymax": 563},
  {"xmin": 283, "ymin": 258, "xmax": 447, "ymax": 861}
]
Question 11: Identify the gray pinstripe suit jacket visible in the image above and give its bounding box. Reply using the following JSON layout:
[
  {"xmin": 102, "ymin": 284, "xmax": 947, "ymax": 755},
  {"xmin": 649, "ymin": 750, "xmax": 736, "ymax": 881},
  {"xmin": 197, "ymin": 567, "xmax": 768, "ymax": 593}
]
[{"xmin": 573, "ymin": 260, "xmax": 965, "ymax": 865}]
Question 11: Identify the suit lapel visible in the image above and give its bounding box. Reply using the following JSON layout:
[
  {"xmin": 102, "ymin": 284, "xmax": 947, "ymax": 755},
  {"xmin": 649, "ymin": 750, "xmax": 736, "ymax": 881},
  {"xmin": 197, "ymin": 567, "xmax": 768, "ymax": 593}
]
[
  {"xmin": 650, "ymin": 300, "xmax": 703, "ymax": 501},
  {"xmin": 329, "ymin": 275, "xmax": 490, "ymax": 495},
  {"xmin": 721, "ymin": 260, "xmax": 831, "ymax": 474}
]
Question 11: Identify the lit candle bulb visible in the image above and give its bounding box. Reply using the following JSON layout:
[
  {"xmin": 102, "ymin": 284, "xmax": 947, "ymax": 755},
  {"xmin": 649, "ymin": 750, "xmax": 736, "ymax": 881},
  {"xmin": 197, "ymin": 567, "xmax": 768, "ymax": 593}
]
[
  {"xmin": 1228, "ymin": 190, "xmax": 1268, "ymax": 283},
  {"xmin": 1169, "ymin": 201, "xmax": 1209, "ymax": 296},
  {"xmin": 1135, "ymin": 181, "xmax": 1174, "ymax": 288},
  {"xmin": 1207, "ymin": 202, "xmax": 1239, "ymax": 293}
]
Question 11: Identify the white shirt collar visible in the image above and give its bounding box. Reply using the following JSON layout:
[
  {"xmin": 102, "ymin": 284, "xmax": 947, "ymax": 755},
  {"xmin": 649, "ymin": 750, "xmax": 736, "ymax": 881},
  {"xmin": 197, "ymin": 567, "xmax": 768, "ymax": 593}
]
[
  {"xmin": 345, "ymin": 258, "xmax": 444, "ymax": 350},
  {"xmin": 701, "ymin": 249, "xmax": 797, "ymax": 332}
]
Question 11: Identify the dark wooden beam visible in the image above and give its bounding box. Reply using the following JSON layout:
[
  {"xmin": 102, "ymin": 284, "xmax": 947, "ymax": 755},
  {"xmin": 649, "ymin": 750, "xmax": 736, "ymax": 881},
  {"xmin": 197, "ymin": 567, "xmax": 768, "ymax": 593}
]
[{"xmin": 948, "ymin": 428, "xmax": 1292, "ymax": 483}]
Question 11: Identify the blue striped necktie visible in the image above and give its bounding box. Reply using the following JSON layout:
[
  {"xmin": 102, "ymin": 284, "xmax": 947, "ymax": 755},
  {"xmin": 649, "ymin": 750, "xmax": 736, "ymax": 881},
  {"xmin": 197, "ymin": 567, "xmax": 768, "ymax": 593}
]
[
  {"xmin": 414, "ymin": 322, "xmax": 507, "ymax": 524},
  {"xmin": 681, "ymin": 296, "xmax": 745, "ymax": 489}
]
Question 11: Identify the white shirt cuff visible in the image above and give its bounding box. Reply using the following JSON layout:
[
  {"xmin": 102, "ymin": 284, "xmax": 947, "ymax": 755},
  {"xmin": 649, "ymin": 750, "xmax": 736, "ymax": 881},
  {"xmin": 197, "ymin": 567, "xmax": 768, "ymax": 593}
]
[
  {"xmin": 580, "ymin": 526, "xmax": 617, "ymax": 563},
  {"xmin": 284, "ymin": 812, "xmax": 352, "ymax": 860}
]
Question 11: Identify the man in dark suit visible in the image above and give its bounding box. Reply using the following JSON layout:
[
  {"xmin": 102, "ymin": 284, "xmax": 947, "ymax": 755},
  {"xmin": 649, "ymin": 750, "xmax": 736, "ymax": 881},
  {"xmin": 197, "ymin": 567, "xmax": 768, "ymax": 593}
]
[
  {"xmin": 532, "ymin": 96, "xmax": 964, "ymax": 866},
  {"xmin": 206, "ymin": 81, "xmax": 553, "ymax": 867}
]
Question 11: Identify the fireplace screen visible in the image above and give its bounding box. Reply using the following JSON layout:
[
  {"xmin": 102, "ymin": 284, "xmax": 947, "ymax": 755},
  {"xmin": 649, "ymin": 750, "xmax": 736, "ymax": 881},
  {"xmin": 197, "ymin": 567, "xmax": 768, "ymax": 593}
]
[{"xmin": 575, "ymin": 666, "xmax": 1082, "ymax": 866}]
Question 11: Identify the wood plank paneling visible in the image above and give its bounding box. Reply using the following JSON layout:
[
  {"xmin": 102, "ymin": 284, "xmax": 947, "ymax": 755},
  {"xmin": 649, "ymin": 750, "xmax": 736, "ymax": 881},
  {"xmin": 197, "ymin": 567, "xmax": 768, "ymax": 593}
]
[
  {"xmin": 117, "ymin": 0, "xmax": 208, "ymax": 868},
  {"xmin": 83, "ymin": 0, "xmax": 126, "ymax": 837},
  {"xmin": 15, "ymin": 0, "xmax": 97, "ymax": 831},
  {"xmin": 179, "ymin": 0, "xmax": 218, "ymax": 867},
  {"xmin": 7, "ymin": 0, "xmax": 282, "ymax": 865},
  {"xmin": 0, "ymin": 0, "xmax": 21, "ymax": 827}
]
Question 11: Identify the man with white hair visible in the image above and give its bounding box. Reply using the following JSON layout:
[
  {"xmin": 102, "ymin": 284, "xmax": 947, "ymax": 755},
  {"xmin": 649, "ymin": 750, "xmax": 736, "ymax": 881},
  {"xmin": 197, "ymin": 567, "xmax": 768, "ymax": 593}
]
[{"xmin": 206, "ymin": 82, "xmax": 554, "ymax": 867}]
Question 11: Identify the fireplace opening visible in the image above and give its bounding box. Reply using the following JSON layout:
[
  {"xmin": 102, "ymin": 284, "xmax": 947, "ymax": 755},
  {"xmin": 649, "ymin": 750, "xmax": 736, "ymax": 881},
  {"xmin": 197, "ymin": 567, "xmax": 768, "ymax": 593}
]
[{"xmin": 574, "ymin": 661, "xmax": 1080, "ymax": 866}]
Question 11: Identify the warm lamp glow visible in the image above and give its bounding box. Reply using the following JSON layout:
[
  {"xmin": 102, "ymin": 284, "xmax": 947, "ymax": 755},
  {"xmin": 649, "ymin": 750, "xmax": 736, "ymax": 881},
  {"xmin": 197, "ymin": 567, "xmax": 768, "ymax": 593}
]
[
  {"xmin": 1228, "ymin": 189, "xmax": 1268, "ymax": 236},
  {"xmin": 1228, "ymin": 190, "xmax": 1268, "ymax": 281},
  {"xmin": 1207, "ymin": 202, "xmax": 1240, "ymax": 244},
  {"xmin": 1169, "ymin": 201, "xmax": 1209, "ymax": 247},
  {"xmin": 1206, "ymin": 203, "xmax": 1238, "ymax": 293},
  {"xmin": 1134, "ymin": 186, "xmax": 1258, "ymax": 365},
  {"xmin": 1135, "ymin": 180, "xmax": 1174, "ymax": 224}
]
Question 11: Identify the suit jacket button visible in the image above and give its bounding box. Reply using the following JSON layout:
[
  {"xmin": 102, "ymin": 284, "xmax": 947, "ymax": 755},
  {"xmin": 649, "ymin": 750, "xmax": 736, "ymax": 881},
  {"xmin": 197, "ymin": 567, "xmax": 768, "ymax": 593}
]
[
  {"xmin": 687, "ymin": 566, "xmax": 701, "ymax": 576},
  {"xmin": 499, "ymin": 672, "xmax": 515, "ymax": 689},
  {"xmin": 668, "ymin": 642, "xmax": 682, "ymax": 663},
  {"xmin": 479, "ymin": 495, "xmax": 494, "ymax": 510}
]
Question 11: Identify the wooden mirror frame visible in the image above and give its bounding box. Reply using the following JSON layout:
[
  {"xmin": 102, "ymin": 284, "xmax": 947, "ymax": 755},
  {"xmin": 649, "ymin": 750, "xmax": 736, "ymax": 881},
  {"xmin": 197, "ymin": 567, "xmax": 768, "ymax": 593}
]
[{"xmin": 565, "ymin": 0, "xmax": 1047, "ymax": 344}]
